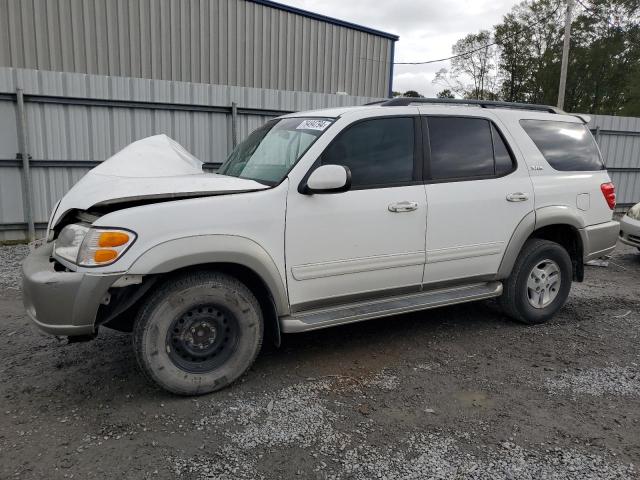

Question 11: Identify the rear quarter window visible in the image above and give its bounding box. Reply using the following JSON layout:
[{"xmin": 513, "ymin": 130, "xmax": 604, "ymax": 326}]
[{"xmin": 520, "ymin": 119, "xmax": 605, "ymax": 171}]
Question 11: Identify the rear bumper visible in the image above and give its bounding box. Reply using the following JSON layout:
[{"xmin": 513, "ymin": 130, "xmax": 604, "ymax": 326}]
[
  {"xmin": 21, "ymin": 243, "xmax": 121, "ymax": 336},
  {"xmin": 580, "ymin": 220, "xmax": 619, "ymax": 261},
  {"xmin": 619, "ymin": 215, "xmax": 640, "ymax": 248}
]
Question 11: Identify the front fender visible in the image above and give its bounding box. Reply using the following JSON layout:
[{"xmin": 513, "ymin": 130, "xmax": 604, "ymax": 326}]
[{"xmin": 127, "ymin": 234, "xmax": 290, "ymax": 315}]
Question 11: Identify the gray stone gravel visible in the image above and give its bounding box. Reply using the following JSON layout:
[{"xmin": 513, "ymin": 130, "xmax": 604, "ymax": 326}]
[
  {"xmin": 546, "ymin": 364, "xmax": 640, "ymax": 397},
  {"xmin": 173, "ymin": 375, "xmax": 636, "ymax": 480},
  {"xmin": 1, "ymin": 242, "xmax": 639, "ymax": 479},
  {"xmin": 0, "ymin": 245, "xmax": 29, "ymax": 291},
  {"xmin": 336, "ymin": 434, "xmax": 635, "ymax": 480}
]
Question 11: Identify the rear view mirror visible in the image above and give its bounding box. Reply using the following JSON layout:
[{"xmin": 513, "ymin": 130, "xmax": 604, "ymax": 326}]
[{"xmin": 302, "ymin": 164, "xmax": 351, "ymax": 194}]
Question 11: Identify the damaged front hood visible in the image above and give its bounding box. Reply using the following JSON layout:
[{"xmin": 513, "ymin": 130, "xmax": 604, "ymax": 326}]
[{"xmin": 52, "ymin": 135, "xmax": 267, "ymax": 225}]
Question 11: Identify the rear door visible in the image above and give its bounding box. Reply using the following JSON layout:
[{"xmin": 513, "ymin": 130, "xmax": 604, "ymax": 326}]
[{"xmin": 421, "ymin": 114, "xmax": 534, "ymax": 284}]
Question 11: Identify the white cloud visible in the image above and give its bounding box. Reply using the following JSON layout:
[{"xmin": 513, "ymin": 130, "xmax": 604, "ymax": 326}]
[{"xmin": 280, "ymin": 0, "xmax": 520, "ymax": 96}]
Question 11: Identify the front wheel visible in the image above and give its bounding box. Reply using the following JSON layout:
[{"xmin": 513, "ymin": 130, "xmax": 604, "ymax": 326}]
[
  {"xmin": 133, "ymin": 272, "xmax": 263, "ymax": 395},
  {"xmin": 499, "ymin": 239, "xmax": 573, "ymax": 324}
]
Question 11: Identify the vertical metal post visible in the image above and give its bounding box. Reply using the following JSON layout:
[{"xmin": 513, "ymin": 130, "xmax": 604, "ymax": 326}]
[
  {"xmin": 557, "ymin": 0, "xmax": 573, "ymax": 110},
  {"xmin": 231, "ymin": 102, "xmax": 238, "ymax": 148},
  {"xmin": 594, "ymin": 126, "xmax": 601, "ymax": 144},
  {"xmin": 16, "ymin": 88, "xmax": 36, "ymax": 243}
]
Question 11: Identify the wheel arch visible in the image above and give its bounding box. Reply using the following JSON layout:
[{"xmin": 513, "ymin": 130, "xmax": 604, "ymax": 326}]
[
  {"xmin": 498, "ymin": 207, "xmax": 585, "ymax": 281},
  {"xmin": 127, "ymin": 235, "xmax": 289, "ymax": 315},
  {"xmin": 99, "ymin": 235, "xmax": 289, "ymax": 345}
]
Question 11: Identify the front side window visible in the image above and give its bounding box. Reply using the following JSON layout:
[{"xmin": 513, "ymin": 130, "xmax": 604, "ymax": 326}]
[
  {"xmin": 520, "ymin": 119, "xmax": 604, "ymax": 171},
  {"xmin": 428, "ymin": 117, "xmax": 514, "ymax": 180},
  {"xmin": 219, "ymin": 117, "xmax": 333, "ymax": 184},
  {"xmin": 321, "ymin": 117, "xmax": 415, "ymax": 188}
]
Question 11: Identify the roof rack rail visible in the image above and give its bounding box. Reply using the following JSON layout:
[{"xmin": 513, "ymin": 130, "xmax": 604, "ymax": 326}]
[{"xmin": 377, "ymin": 97, "xmax": 562, "ymax": 114}]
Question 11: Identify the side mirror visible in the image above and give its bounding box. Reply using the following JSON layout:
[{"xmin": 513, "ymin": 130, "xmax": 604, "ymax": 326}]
[{"xmin": 302, "ymin": 164, "xmax": 351, "ymax": 194}]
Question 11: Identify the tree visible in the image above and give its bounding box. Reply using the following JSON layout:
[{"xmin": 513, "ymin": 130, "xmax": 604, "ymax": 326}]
[
  {"xmin": 565, "ymin": 0, "xmax": 640, "ymax": 114},
  {"xmin": 403, "ymin": 90, "xmax": 423, "ymax": 97},
  {"xmin": 442, "ymin": 0, "xmax": 640, "ymax": 114},
  {"xmin": 436, "ymin": 89, "xmax": 455, "ymax": 98},
  {"xmin": 450, "ymin": 30, "xmax": 500, "ymax": 99},
  {"xmin": 433, "ymin": 30, "xmax": 500, "ymax": 100}
]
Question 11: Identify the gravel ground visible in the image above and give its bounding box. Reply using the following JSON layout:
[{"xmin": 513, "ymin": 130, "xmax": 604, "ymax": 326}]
[
  {"xmin": 1, "ymin": 242, "xmax": 639, "ymax": 479},
  {"xmin": 0, "ymin": 244, "xmax": 29, "ymax": 291}
]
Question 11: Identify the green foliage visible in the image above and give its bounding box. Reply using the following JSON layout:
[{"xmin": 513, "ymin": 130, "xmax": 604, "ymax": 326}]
[
  {"xmin": 403, "ymin": 90, "xmax": 423, "ymax": 97},
  {"xmin": 445, "ymin": 0, "xmax": 640, "ymax": 115},
  {"xmin": 434, "ymin": 31, "xmax": 501, "ymax": 100},
  {"xmin": 436, "ymin": 89, "xmax": 456, "ymax": 98}
]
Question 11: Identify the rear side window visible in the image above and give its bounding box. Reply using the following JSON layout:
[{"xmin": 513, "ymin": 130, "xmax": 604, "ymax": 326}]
[
  {"xmin": 427, "ymin": 117, "xmax": 515, "ymax": 180},
  {"xmin": 520, "ymin": 119, "xmax": 604, "ymax": 171},
  {"xmin": 321, "ymin": 117, "xmax": 415, "ymax": 188},
  {"xmin": 492, "ymin": 124, "xmax": 514, "ymax": 176}
]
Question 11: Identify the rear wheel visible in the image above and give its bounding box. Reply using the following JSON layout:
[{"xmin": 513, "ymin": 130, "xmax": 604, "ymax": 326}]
[
  {"xmin": 133, "ymin": 271, "xmax": 263, "ymax": 395},
  {"xmin": 499, "ymin": 239, "xmax": 573, "ymax": 324}
]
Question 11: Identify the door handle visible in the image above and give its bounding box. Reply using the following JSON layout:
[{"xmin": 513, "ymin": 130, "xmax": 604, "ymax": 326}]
[
  {"xmin": 388, "ymin": 201, "xmax": 419, "ymax": 213},
  {"xmin": 506, "ymin": 192, "xmax": 529, "ymax": 202}
]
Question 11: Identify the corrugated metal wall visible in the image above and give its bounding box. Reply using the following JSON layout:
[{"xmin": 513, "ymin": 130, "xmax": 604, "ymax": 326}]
[
  {"xmin": 0, "ymin": 0, "xmax": 394, "ymax": 98},
  {"xmin": 1, "ymin": 68, "xmax": 638, "ymax": 242},
  {"xmin": 588, "ymin": 114, "xmax": 640, "ymax": 207},
  {"xmin": 0, "ymin": 67, "xmax": 379, "ymax": 242}
]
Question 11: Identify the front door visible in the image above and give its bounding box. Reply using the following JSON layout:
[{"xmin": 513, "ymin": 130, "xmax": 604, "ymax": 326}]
[{"xmin": 285, "ymin": 116, "xmax": 427, "ymax": 311}]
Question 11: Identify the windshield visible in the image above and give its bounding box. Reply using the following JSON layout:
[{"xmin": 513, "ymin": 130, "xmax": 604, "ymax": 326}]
[{"xmin": 218, "ymin": 117, "xmax": 334, "ymax": 184}]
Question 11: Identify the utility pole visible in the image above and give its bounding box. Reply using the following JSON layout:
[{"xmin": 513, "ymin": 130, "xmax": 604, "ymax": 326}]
[{"xmin": 557, "ymin": 0, "xmax": 574, "ymax": 110}]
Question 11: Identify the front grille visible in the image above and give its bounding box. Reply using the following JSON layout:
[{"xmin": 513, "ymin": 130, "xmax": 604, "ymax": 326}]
[{"xmin": 629, "ymin": 234, "xmax": 640, "ymax": 243}]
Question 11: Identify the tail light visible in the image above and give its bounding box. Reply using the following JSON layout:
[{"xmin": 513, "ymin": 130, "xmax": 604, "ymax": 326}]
[{"xmin": 600, "ymin": 182, "xmax": 616, "ymax": 210}]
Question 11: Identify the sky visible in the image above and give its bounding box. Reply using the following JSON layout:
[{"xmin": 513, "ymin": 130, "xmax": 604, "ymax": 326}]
[{"xmin": 281, "ymin": 0, "xmax": 521, "ymax": 97}]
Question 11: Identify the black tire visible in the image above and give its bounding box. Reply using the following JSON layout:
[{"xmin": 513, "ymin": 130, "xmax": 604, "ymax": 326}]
[
  {"xmin": 499, "ymin": 238, "xmax": 572, "ymax": 325},
  {"xmin": 133, "ymin": 271, "xmax": 263, "ymax": 395}
]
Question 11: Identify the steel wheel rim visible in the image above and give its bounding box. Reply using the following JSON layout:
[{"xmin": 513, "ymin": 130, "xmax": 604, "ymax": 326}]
[
  {"xmin": 165, "ymin": 304, "xmax": 239, "ymax": 373},
  {"xmin": 526, "ymin": 259, "xmax": 561, "ymax": 309}
]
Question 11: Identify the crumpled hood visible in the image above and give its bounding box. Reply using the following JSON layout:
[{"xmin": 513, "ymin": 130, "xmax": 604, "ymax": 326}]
[{"xmin": 52, "ymin": 135, "xmax": 267, "ymax": 225}]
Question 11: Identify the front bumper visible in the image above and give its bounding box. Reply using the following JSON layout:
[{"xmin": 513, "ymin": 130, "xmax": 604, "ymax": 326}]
[
  {"xmin": 22, "ymin": 243, "xmax": 121, "ymax": 336},
  {"xmin": 619, "ymin": 215, "xmax": 640, "ymax": 248},
  {"xmin": 580, "ymin": 220, "xmax": 619, "ymax": 261}
]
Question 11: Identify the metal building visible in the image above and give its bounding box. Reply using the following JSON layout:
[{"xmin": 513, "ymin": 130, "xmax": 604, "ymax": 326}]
[{"xmin": 0, "ymin": 0, "xmax": 398, "ymax": 98}]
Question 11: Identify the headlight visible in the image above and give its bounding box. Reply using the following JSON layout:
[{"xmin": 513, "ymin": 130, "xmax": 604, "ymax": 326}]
[
  {"xmin": 54, "ymin": 224, "xmax": 136, "ymax": 266},
  {"xmin": 627, "ymin": 203, "xmax": 640, "ymax": 220},
  {"xmin": 54, "ymin": 223, "xmax": 90, "ymax": 263}
]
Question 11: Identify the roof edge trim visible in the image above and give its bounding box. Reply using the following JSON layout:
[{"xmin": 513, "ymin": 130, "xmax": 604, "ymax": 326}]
[{"xmin": 247, "ymin": 0, "xmax": 400, "ymax": 41}]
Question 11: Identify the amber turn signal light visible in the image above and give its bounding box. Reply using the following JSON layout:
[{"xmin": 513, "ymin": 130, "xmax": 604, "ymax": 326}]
[
  {"xmin": 98, "ymin": 231, "xmax": 130, "ymax": 248},
  {"xmin": 94, "ymin": 249, "xmax": 118, "ymax": 263}
]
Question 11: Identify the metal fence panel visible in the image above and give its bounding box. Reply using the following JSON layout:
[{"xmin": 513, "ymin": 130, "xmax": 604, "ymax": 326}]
[
  {"xmin": 588, "ymin": 114, "xmax": 640, "ymax": 208},
  {"xmin": 1, "ymin": 67, "xmax": 639, "ymax": 241},
  {"xmin": 0, "ymin": 67, "xmax": 378, "ymax": 241}
]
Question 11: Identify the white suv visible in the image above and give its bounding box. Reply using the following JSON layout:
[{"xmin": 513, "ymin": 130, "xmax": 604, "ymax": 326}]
[{"xmin": 22, "ymin": 98, "xmax": 619, "ymax": 395}]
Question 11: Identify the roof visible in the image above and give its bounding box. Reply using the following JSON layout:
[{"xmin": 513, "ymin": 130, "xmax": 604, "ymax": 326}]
[
  {"xmin": 247, "ymin": 0, "xmax": 399, "ymax": 41},
  {"xmin": 375, "ymin": 97, "xmax": 563, "ymax": 114},
  {"xmin": 281, "ymin": 99, "xmax": 584, "ymax": 122}
]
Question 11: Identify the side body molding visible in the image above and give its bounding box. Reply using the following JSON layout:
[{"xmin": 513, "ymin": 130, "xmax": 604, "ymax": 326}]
[
  {"xmin": 496, "ymin": 206, "xmax": 586, "ymax": 279},
  {"xmin": 127, "ymin": 235, "xmax": 290, "ymax": 315}
]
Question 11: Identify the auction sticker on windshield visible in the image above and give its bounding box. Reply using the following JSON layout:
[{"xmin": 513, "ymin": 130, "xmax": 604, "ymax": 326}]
[{"xmin": 296, "ymin": 119, "xmax": 332, "ymax": 131}]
